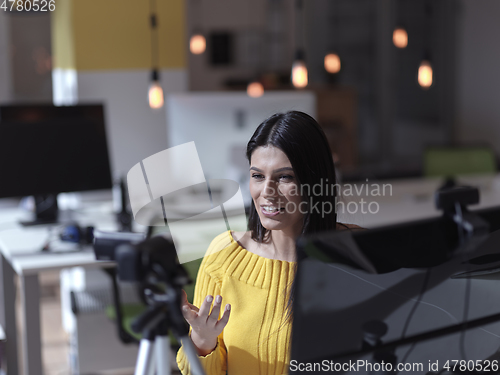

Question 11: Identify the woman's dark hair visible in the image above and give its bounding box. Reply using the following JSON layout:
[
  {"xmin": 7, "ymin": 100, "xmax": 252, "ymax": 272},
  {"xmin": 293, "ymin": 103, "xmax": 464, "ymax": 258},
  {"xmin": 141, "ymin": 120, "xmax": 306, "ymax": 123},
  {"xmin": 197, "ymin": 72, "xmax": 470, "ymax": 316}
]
[{"xmin": 246, "ymin": 111, "xmax": 338, "ymax": 321}]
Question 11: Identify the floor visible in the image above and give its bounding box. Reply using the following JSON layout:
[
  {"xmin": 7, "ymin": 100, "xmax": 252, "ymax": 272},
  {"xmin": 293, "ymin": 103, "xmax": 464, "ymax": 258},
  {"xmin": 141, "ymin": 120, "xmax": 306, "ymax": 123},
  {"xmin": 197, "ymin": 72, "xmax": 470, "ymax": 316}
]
[{"xmin": 13, "ymin": 271, "xmax": 181, "ymax": 375}]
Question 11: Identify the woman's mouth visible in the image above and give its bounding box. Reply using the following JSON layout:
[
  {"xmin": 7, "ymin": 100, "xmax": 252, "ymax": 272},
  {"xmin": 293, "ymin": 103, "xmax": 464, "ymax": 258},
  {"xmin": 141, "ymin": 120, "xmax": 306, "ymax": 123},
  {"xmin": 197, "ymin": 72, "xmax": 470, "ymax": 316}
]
[{"xmin": 261, "ymin": 205, "xmax": 285, "ymax": 217}]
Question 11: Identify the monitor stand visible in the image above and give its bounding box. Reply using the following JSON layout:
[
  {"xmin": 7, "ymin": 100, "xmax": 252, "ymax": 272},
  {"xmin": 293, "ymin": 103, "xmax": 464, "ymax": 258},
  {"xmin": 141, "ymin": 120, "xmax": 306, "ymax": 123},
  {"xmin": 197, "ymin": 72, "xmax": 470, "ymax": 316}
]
[{"xmin": 20, "ymin": 194, "xmax": 59, "ymax": 226}]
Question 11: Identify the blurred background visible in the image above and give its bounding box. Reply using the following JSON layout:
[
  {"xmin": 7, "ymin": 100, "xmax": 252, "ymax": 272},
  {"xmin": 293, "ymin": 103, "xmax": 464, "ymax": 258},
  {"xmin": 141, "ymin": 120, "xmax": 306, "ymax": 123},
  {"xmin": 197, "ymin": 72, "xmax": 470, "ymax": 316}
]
[{"xmin": 1, "ymin": 0, "xmax": 498, "ymax": 180}]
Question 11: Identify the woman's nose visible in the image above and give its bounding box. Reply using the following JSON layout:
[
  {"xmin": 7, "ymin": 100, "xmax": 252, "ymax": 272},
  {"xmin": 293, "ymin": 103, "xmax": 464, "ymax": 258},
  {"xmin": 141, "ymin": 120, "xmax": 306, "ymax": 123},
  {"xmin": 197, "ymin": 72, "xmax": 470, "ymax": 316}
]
[{"xmin": 262, "ymin": 179, "xmax": 277, "ymax": 199}]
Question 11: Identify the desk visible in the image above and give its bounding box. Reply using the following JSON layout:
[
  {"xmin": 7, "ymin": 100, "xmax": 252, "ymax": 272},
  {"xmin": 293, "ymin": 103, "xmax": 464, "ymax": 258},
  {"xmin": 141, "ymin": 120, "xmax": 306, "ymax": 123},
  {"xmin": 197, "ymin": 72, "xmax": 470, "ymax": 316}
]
[
  {"xmin": 0, "ymin": 194, "xmax": 246, "ymax": 375},
  {"xmin": 0, "ymin": 199, "xmax": 117, "ymax": 375},
  {"xmin": 338, "ymin": 174, "xmax": 500, "ymax": 228}
]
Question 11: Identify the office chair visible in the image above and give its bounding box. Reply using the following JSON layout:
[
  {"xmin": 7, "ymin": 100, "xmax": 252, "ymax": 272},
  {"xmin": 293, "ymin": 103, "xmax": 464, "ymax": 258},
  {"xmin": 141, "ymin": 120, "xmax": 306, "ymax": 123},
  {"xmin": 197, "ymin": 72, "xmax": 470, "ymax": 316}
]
[
  {"xmin": 105, "ymin": 257, "xmax": 204, "ymax": 347},
  {"xmin": 423, "ymin": 145, "xmax": 497, "ymax": 178}
]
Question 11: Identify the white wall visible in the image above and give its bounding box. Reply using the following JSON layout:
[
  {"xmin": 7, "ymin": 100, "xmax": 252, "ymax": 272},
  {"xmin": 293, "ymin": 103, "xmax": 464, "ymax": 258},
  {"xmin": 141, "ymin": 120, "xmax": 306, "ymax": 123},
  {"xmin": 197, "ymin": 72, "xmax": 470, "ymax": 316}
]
[
  {"xmin": 167, "ymin": 91, "xmax": 316, "ymax": 180},
  {"xmin": 456, "ymin": 0, "xmax": 500, "ymax": 155},
  {"xmin": 77, "ymin": 69, "xmax": 188, "ymax": 177},
  {"xmin": 9, "ymin": 13, "xmax": 52, "ymax": 101},
  {"xmin": 0, "ymin": 12, "xmax": 12, "ymax": 103}
]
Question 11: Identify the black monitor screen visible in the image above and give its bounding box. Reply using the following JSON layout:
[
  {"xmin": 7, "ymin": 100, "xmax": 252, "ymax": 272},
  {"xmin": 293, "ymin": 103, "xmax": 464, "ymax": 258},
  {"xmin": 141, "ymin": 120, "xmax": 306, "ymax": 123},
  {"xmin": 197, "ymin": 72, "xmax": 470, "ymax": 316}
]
[
  {"xmin": 291, "ymin": 207, "xmax": 500, "ymax": 373},
  {"xmin": 0, "ymin": 104, "xmax": 113, "ymax": 198}
]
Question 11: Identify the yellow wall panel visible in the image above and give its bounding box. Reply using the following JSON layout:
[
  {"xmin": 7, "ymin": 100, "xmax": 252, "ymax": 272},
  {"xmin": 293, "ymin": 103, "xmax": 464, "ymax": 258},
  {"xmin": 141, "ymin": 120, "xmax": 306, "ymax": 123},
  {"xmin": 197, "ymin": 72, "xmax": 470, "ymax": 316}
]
[
  {"xmin": 51, "ymin": 0, "xmax": 75, "ymax": 69},
  {"xmin": 53, "ymin": 0, "xmax": 186, "ymax": 71},
  {"xmin": 158, "ymin": 0, "xmax": 186, "ymax": 68}
]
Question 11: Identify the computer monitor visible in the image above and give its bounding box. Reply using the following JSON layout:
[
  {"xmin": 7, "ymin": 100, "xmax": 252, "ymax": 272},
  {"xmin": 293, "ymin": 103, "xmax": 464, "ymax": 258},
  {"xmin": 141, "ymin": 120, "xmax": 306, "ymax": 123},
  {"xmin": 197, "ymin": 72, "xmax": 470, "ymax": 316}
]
[
  {"xmin": 291, "ymin": 205, "xmax": 500, "ymax": 374},
  {"xmin": 0, "ymin": 103, "xmax": 113, "ymax": 225}
]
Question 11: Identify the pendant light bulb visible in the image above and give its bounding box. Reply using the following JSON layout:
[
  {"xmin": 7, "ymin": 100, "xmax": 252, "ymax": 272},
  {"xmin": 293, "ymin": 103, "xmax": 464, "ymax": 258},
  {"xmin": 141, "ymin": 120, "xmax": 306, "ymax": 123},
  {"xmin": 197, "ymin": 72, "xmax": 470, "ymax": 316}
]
[
  {"xmin": 190, "ymin": 34, "xmax": 206, "ymax": 55},
  {"xmin": 324, "ymin": 53, "xmax": 341, "ymax": 74},
  {"xmin": 418, "ymin": 60, "xmax": 433, "ymax": 89},
  {"xmin": 247, "ymin": 81, "xmax": 264, "ymax": 98},
  {"xmin": 291, "ymin": 50, "xmax": 308, "ymax": 88},
  {"xmin": 148, "ymin": 70, "xmax": 164, "ymax": 109},
  {"xmin": 292, "ymin": 61, "xmax": 308, "ymax": 88},
  {"xmin": 393, "ymin": 27, "xmax": 408, "ymax": 48}
]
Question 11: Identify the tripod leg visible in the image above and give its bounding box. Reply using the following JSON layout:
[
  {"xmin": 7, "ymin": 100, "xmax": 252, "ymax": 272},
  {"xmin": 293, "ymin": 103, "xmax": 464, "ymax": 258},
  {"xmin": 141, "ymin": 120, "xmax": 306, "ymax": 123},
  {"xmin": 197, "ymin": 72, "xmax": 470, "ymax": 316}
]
[
  {"xmin": 135, "ymin": 338, "xmax": 156, "ymax": 375},
  {"xmin": 179, "ymin": 335, "xmax": 207, "ymax": 375},
  {"xmin": 149, "ymin": 344, "xmax": 157, "ymax": 375},
  {"xmin": 155, "ymin": 335, "xmax": 171, "ymax": 375}
]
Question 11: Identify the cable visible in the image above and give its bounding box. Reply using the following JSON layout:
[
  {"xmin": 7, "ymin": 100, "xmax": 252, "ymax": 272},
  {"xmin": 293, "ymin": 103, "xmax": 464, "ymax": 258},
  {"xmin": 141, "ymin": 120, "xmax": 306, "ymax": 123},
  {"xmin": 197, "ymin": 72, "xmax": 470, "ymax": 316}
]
[
  {"xmin": 149, "ymin": 0, "xmax": 159, "ymax": 71},
  {"xmin": 459, "ymin": 274, "xmax": 471, "ymax": 361},
  {"xmin": 326, "ymin": 263, "xmax": 500, "ymax": 339},
  {"xmin": 327, "ymin": 264, "xmax": 457, "ymax": 318},
  {"xmin": 327, "ymin": 262, "xmax": 498, "ymax": 375},
  {"xmin": 398, "ymin": 267, "xmax": 432, "ymax": 368},
  {"xmin": 454, "ymin": 201, "xmax": 473, "ymax": 361},
  {"xmin": 400, "ymin": 268, "xmax": 432, "ymax": 339}
]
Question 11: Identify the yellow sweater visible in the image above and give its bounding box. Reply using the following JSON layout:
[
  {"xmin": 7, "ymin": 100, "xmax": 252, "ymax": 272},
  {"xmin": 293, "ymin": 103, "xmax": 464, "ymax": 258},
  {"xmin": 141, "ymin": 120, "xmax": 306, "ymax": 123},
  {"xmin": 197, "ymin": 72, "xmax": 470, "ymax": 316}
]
[{"xmin": 176, "ymin": 231, "xmax": 295, "ymax": 375}]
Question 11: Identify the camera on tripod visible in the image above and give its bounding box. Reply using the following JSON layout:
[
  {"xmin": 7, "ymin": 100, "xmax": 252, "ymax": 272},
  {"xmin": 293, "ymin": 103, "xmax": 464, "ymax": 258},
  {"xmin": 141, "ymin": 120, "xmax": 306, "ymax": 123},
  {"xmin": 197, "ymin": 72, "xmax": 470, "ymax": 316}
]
[
  {"xmin": 95, "ymin": 230, "xmax": 189, "ymax": 286},
  {"xmin": 93, "ymin": 231, "xmax": 206, "ymax": 375}
]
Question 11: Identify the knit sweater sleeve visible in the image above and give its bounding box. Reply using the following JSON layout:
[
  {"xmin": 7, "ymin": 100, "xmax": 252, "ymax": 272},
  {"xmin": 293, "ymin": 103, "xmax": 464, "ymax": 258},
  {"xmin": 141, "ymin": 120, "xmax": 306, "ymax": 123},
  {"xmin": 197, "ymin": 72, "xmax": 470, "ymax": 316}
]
[{"xmin": 176, "ymin": 235, "xmax": 229, "ymax": 375}]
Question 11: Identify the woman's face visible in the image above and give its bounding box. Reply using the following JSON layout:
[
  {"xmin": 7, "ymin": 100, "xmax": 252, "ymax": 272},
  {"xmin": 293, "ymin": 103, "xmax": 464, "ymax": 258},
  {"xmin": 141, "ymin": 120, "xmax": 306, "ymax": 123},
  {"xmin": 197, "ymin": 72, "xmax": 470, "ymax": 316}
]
[{"xmin": 249, "ymin": 146, "xmax": 304, "ymax": 236}]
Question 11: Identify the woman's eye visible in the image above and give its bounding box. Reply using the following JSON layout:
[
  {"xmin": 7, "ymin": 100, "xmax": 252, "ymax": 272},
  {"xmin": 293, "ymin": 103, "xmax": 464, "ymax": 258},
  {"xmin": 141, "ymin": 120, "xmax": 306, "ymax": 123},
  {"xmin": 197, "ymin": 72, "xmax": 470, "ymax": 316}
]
[
  {"xmin": 251, "ymin": 173, "xmax": 264, "ymax": 179},
  {"xmin": 279, "ymin": 175, "xmax": 294, "ymax": 182}
]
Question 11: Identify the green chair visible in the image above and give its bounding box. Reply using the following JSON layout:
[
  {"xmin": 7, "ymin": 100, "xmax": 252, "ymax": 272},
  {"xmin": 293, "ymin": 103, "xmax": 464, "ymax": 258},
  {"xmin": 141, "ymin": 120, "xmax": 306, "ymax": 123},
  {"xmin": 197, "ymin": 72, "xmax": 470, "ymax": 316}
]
[
  {"xmin": 423, "ymin": 146, "xmax": 497, "ymax": 178},
  {"xmin": 106, "ymin": 257, "xmax": 204, "ymax": 346}
]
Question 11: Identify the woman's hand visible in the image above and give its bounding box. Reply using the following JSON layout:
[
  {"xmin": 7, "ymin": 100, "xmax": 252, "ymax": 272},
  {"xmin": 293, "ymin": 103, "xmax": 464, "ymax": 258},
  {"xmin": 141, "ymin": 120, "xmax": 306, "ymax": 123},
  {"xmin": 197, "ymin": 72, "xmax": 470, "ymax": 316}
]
[{"xmin": 181, "ymin": 289, "xmax": 231, "ymax": 356}]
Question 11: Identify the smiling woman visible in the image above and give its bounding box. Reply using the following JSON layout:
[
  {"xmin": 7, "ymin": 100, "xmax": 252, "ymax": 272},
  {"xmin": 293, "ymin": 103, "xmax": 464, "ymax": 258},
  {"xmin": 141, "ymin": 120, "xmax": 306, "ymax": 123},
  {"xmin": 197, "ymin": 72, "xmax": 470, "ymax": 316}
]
[
  {"xmin": 176, "ymin": 111, "xmax": 343, "ymax": 375},
  {"xmin": 248, "ymin": 146, "xmax": 305, "ymax": 249}
]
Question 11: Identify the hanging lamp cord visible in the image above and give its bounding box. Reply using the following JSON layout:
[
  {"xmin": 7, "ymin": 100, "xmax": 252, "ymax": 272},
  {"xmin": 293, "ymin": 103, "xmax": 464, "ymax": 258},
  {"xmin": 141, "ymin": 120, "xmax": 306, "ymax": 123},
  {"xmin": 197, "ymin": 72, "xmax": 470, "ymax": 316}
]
[
  {"xmin": 295, "ymin": 0, "xmax": 304, "ymax": 53},
  {"xmin": 149, "ymin": 0, "xmax": 159, "ymax": 75}
]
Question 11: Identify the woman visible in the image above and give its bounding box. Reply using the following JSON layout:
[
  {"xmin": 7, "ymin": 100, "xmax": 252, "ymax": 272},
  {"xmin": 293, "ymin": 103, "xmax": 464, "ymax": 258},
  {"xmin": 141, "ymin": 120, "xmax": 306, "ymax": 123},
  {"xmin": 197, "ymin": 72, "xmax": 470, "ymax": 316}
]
[{"xmin": 177, "ymin": 111, "xmax": 349, "ymax": 375}]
